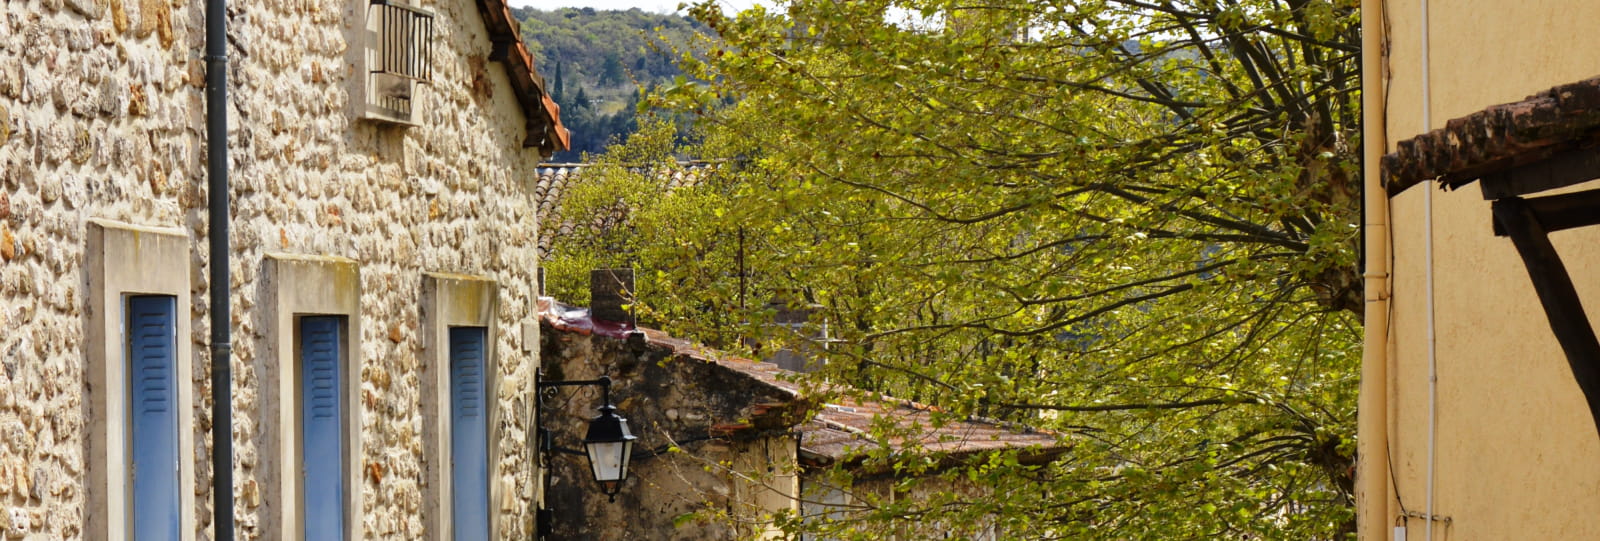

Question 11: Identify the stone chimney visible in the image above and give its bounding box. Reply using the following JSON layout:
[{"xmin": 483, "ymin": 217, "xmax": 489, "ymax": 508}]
[{"xmin": 590, "ymin": 268, "xmax": 635, "ymax": 325}]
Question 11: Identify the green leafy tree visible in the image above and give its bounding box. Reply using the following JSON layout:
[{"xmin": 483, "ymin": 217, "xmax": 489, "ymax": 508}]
[
  {"xmin": 599, "ymin": 52, "xmax": 628, "ymax": 87},
  {"xmin": 574, "ymin": 86, "xmax": 592, "ymax": 109},
  {"xmin": 552, "ymin": 0, "xmax": 1363, "ymax": 538}
]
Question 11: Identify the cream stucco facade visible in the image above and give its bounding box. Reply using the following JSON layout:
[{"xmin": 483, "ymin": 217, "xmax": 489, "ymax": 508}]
[{"xmin": 1360, "ymin": 1, "xmax": 1600, "ymax": 539}]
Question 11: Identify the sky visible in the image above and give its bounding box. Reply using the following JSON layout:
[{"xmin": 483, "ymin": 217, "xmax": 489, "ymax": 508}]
[{"xmin": 507, "ymin": 0, "xmax": 766, "ymax": 15}]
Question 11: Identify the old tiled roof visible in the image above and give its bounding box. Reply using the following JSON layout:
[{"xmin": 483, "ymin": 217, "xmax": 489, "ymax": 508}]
[
  {"xmin": 474, "ymin": 0, "xmax": 569, "ymax": 157},
  {"xmin": 533, "ymin": 165, "xmax": 581, "ymax": 255},
  {"xmin": 534, "ymin": 162, "xmax": 718, "ymax": 257},
  {"xmin": 537, "ymin": 297, "xmax": 1069, "ymax": 471},
  {"xmin": 799, "ymin": 399, "xmax": 1066, "ymax": 473},
  {"xmin": 1383, "ymin": 76, "xmax": 1600, "ymax": 195}
]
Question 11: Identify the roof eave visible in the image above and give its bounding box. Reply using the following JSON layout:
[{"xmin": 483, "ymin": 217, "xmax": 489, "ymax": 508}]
[{"xmin": 475, "ymin": 0, "xmax": 570, "ymax": 158}]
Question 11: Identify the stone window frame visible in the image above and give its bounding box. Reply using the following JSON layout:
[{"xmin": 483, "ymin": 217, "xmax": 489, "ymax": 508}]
[
  {"xmin": 261, "ymin": 254, "xmax": 364, "ymax": 541},
  {"xmin": 84, "ymin": 219, "xmax": 197, "ymax": 541},
  {"xmin": 420, "ymin": 272, "xmax": 502, "ymax": 541}
]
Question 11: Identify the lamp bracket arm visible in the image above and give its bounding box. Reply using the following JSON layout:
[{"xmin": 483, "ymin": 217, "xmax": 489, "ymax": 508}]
[{"xmin": 536, "ymin": 374, "xmax": 612, "ymax": 405}]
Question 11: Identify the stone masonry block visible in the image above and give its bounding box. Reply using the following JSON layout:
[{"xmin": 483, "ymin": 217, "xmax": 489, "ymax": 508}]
[{"xmin": 64, "ymin": 0, "xmax": 103, "ymax": 19}]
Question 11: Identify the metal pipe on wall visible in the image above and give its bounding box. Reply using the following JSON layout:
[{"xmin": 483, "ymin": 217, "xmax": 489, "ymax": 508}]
[
  {"xmin": 205, "ymin": 0, "xmax": 235, "ymax": 534},
  {"xmin": 1356, "ymin": 0, "xmax": 1394, "ymax": 538}
]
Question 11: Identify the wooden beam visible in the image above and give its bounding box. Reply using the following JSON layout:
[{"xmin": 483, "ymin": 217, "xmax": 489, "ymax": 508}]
[
  {"xmin": 489, "ymin": 40, "xmax": 512, "ymax": 62},
  {"xmin": 1493, "ymin": 197, "xmax": 1600, "ymax": 438},
  {"xmin": 1480, "ymin": 143, "xmax": 1600, "ymax": 199},
  {"xmin": 1492, "ymin": 188, "xmax": 1600, "ymax": 236}
]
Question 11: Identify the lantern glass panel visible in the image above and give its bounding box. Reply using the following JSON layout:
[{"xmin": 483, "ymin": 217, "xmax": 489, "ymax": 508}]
[{"xmin": 585, "ymin": 440, "xmax": 631, "ymax": 483}]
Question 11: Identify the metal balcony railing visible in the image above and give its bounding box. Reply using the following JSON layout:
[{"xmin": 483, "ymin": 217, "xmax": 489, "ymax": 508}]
[{"xmin": 368, "ymin": 0, "xmax": 433, "ymax": 116}]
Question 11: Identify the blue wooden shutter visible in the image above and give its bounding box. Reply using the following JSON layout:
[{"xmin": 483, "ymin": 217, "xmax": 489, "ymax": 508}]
[
  {"xmin": 449, "ymin": 327, "xmax": 490, "ymax": 541},
  {"xmin": 300, "ymin": 316, "xmax": 345, "ymax": 541},
  {"xmin": 127, "ymin": 295, "xmax": 180, "ymax": 541}
]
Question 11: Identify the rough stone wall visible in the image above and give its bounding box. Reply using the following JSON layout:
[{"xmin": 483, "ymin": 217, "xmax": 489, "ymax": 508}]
[
  {"xmin": 0, "ymin": 0, "xmax": 196, "ymax": 536},
  {"xmin": 0, "ymin": 0, "xmax": 547, "ymax": 537},
  {"xmin": 539, "ymin": 324, "xmax": 801, "ymax": 540}
]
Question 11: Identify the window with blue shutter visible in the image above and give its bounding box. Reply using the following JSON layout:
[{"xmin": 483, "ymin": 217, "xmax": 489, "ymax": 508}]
[
  {"xmin": 127, "ymin": 295, "xmax": 180, "ymax": 541},
  {"xmin": 299, "ymin": 316, "xmax": 346, "ymax": 541},
  {"xmin": 449, "ymin": 326, "xmax": 490, "ymax": 541}
]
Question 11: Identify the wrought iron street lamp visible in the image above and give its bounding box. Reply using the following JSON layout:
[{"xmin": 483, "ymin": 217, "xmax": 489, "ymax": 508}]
[
  {"xmin": 582, "ymin": 403, "xmax": 635, "ymax": 499},
  {"xmin": 535, "ymin": 375, "xmax": 636, "ymax": 503}
]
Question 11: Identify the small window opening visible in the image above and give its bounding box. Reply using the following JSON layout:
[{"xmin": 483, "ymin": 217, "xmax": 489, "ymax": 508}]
[
  {"xmin": 449, "ymin": 326, "xmax": 491, "ymax": 541},
  {"xmin": 127, "ymin": 295, "xmax": 181, "ymax": 541},
  {"xmin": 298, "ymin": 316, "xmax": 347, "ymax": 541},
  {"xmin": 366, "ymin": 0, "xmax": 434, "ymax": 119}
]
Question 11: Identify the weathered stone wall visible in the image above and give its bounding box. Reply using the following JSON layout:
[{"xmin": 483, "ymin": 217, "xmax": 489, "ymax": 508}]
[
  {"xmin": 539, "ymin": 320, "xmax": 802, "ymax": 540},
  {"xmin": 0, "ymin": 0, "xmax": 547, "ymax": 536}
]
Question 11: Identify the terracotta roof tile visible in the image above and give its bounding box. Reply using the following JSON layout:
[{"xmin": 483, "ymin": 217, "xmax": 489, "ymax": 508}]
[
  {"xmin": 533, "ymin": 162, "xmax": 720, "ymax": 257},
  {"xmin": 800, "ymin": 396, "xmax": 1066, "ymax": 472},
  {"xmin": 473, "ymin": 0, "xmax": 568, "ymax": 157}
]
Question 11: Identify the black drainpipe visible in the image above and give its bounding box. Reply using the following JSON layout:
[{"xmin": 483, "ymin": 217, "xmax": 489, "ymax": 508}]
[{"xmin": 204, "ymin": 0, "xmax": 234, "ymax": 536}]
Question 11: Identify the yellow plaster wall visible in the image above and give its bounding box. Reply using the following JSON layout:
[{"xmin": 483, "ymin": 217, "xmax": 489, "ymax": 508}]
[{"xmin": 1369, "ymin": 1, "xmax": 1600, "ymax": 539}]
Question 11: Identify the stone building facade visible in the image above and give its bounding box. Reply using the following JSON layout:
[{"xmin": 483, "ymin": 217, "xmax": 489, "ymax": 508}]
[{"xmin": 0, "ymin": 0, "xmax": 565, "ymax": 537}]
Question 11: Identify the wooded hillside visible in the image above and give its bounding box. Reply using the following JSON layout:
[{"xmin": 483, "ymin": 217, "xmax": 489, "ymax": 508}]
[{"xmin": 514, "ymin": 7, "xmax": 709, "ymax": 161}]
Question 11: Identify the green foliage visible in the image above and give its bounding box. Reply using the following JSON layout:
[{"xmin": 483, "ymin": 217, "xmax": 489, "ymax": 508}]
[
  {"xmin": 599, "ymin": 52, "xmax": 628, "ymax": 87},
  {"xmin": 551, "ymin": 0, "xmax": 1364, "ymax": 538},
  {"xmin": 539, "ymin": 119, "xmax": 747, "ymax": 340}
]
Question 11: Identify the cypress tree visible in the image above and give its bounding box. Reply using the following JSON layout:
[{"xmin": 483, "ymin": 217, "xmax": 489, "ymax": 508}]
[{"xmin": 553, "ymin": 61, "xmax": 565, "ymax": 103}]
